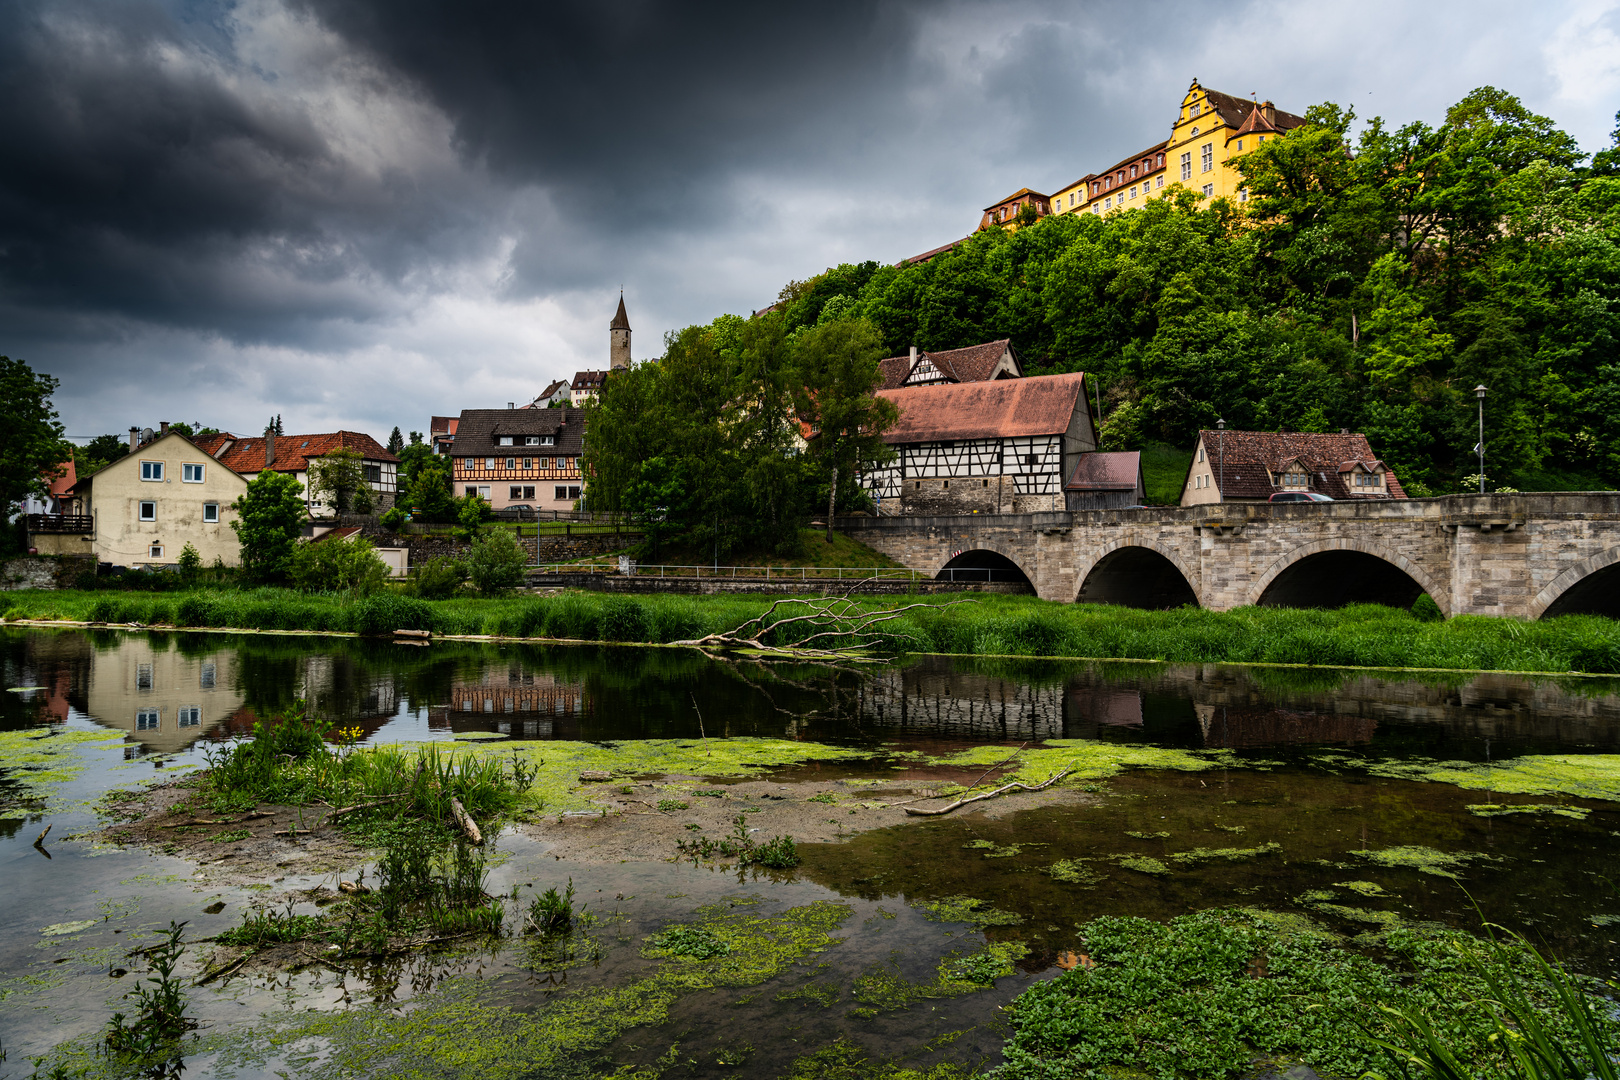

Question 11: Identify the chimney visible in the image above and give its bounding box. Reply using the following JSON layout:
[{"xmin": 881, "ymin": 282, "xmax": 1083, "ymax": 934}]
[
  {"xmin": 909, "ymin": 345, "xmax": 918, "ymax": 365},
  {"xmin": 508, "ymin": 402, "xmax": 515, "ymax": 409},
  {"xmin": 159, "ymin": 421, "xmax": 169, "ymax": 436},
  {"xmin": 129, "ymin": 426, "xmax": 139, "ymax": 452},
  {"xmin": 1262, "ymin": 100, "xmax": 1275, "ymax": 124},
  {"xmin": 264, "ymin": 426, "xmax": 276, "ymax": 469}
]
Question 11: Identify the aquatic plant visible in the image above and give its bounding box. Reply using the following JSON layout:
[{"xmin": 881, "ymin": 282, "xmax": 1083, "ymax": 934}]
[
  {"xmin": 1351, "ymin": 845, "xmax": 1486, "ymax": 879},
  {"xmin": 646, "ymin": 925, "xmax": 731, "ymax": 960},
  {"xmin": 104, "ymin": 921, "xmax": 195, "ymax": 1068},
  {"xmin": 217, "ymin": 904, "xmax": 326, "ymax": 948},
  {"xmin": 528, "ymin": 879, "xmax": 578, "ymax": 933},
  {"xmin": 915, "ymin": 896, "xmax": 1024, "ymax": 929}
]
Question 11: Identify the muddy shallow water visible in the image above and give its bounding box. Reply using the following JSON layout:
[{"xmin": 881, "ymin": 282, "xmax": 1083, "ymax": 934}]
[{"xmin": 2, "ymin": 627, "xmax": 1618, "ymax": 1077}]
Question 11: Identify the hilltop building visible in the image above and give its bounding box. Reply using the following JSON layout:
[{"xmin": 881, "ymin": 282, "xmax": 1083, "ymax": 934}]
[
  {"xmin": 561, "ymin": 295, "xmax": 633, "ymax": 407},
  {"xmin": 878, "ymin": 340, "xmax": 1024, "ymax": 391}
]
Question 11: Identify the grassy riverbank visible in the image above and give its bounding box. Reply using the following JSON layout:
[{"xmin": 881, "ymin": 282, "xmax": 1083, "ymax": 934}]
[{"xmin": 4, "ymin": 588, "xmax": 1619, "ymax": 673}]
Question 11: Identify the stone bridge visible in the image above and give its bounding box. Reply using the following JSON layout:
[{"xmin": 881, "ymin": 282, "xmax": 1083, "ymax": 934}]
[{"xmin": 835, "ymin": 492, "xmax": 1620, "ymax": 618}]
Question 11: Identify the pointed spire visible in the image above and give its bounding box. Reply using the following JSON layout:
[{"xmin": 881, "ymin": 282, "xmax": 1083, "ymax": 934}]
[{"xmin": 610, "ymin": 292, "xmax": 631, "ymax": 331}]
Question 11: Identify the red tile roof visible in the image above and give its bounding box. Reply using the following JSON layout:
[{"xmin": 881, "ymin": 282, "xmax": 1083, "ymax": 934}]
[
  {"xmin": 897, "ymin": 237, "xmax": 968, "ymax": 266},
  {"xmin": 877, "ymin": 372, "xmax": 1086, "ymax": 444},
  {"xmin": 430, "ymin": 416, "xmax": 459, "ymax": 436},
  {"xmin": 1065, "ymin": 451, "xmax": 1141, "ymax": 491},
  {"xmin": 1194, "ymin": 430, "xmax": 1406, "ymax": 500},
  {"xmin": 47, "ymin": 458, "xmax": 76, "ymax": 497},
  {"xmin": 878, "ymin": 339, "xmax": 1019, "ymax": 391},
  {"xmin": 201, "ymin": 431, "xmax": 398, "ymax": 475}
]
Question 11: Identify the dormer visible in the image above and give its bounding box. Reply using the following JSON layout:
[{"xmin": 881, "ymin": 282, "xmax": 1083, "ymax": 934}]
[
  {"xmin": 1339, "ymin": 460, "xmax": 1387, "ymax": 491},
  {"xmin": 1273, "ymin": 457, "xmax": 1311, "ymax": 490}
]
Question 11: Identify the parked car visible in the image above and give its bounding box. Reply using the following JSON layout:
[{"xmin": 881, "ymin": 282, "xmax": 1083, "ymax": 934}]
[
  {"xmin": 494, "ymin": 504, "xmax": 534, "ymax": 519},
  {"xmin": 1268, "ymin": 492, "xmax": 1334, "ymax": 503}
]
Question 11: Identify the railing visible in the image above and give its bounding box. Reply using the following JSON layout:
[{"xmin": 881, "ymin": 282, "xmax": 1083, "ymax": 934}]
[
  {"xmin": 25, "ymin": 514, "xmax": 93, "ymax": 534},
  {"xmin": 531, "ymin": 562, "xmax": 926, "ymax": 584}
]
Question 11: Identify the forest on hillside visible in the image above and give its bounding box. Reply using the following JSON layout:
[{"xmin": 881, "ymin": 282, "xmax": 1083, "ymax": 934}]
[{"xmin": 759, "ymin": 88, "xmax": 1620, "ymax": 497}]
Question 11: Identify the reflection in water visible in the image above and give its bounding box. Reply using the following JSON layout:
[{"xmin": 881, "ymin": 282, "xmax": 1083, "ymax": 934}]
[{"xmin": 4, "ymin": 629, "xmax": 1620, "ymax": 763}]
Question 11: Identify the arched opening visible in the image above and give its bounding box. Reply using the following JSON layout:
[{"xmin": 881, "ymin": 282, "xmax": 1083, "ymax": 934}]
[
  {"xmin": 1542, "ymin": 563, "xmax": 1620, "ymax": 619},
  {"xmin": 1077, "ymin": 546, "xmax": 1198, "ymax": 609},
  {"xmin": 1257, "ymin": 550, "xmax": 1424, "ymax": 610},
  {"xmin": 936, "ymin": 550, "xmax": 1034, "ymax": 591}
]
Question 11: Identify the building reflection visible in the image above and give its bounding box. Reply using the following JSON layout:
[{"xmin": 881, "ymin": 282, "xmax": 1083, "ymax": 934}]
[
  {"xmin": 434, "ymin": 667, "xmax": 586, "ymax": 738},
  {"xmin": 82, "ymin": 640, "xmax": 244, "ymax": 753}
]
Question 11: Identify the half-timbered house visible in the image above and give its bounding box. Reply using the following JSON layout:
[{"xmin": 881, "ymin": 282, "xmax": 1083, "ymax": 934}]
[
  {"xmin": 863, "ymin": 373, "xmax": 1095, "ymax": 515},
  {"xmin": 877, "ymin": 339, "xmax": 1024, "ymax": 391},
  {"xmin": 450, "ymin": 406, "xmax": 587, "ymax": 513},
  {"xmin": 1180, "ymin": 430, "xmax": 1408, "ymax": 505}
]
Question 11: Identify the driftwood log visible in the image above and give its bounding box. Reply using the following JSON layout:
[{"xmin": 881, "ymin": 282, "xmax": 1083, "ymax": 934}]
[
  {"xmin": 904, "ymin": 767, "xmax": 1074, "ymax": 817},
  {"xmin": 671, "ymin": 589, "xmax": 976, "ymax": 659},
  {"xmin": 451, "ymin": 797, "xmax": 483, "ymax": 846}
]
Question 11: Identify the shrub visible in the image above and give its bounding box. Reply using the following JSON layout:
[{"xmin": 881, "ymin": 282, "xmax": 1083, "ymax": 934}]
[
  {"xmin": 408, "ymin": 556, "xmax": 468, "ymax": 600},
  {"xmin": 347, "ymin": 594, "xmax": 436, "ymax": 635},
  {"xmin": 177, "ymin": 543, "xmax": 201, "ymax": 579},
  {"xmin": 597, "ymin": 596, "xmax": 650, "ymax": 642},
  {"xmin": 290, "ymin": 536, "xmax": 392, "ymax": 594},
  {"xmin": 380, "ymin": 506, "xmax": 407, "ymax": 531},
  {"xmin": 466, "ymin": 531, "xmax": 527, "ymax": 596}
]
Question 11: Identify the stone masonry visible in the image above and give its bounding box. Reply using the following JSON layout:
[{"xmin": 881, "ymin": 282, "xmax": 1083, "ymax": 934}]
[{"xmin": 835, "ymin": 492, "xmax": 1620, "ymax": 618}]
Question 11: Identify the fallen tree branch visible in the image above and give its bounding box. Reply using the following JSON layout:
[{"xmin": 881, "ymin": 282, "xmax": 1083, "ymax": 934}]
[
  {"xmin": 451, "ymin": 797, "xmax": 483, "ymax": 846},
  {"xmin": 323, "ymin": 793, "xmax": 410, "ymax": 820},
  {"xmin": 670, "ymin": 591, "xmax": 977, "ymax": 657},
  {"xmin": 903, "ymin": 767, "xmax": 1074, "ymax": 817},
  {"xmin": 193, "ymin": 949, "xmax": 250, "ymax": 985}
]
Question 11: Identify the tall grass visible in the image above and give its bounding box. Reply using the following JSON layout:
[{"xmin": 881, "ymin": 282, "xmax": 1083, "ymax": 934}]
[{"xmin": 6, "ymin": 588, "xmax": 1620, "ymax": 673}]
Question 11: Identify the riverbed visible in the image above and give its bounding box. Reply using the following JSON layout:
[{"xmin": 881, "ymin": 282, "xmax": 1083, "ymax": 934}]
[{"xmin": 2, "ymin": 626, "xmax": 1617, "ymax": 1077}]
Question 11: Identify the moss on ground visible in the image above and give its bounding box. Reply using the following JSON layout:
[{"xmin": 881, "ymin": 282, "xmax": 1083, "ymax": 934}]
[
  {"xmin": 1466, "ymin": 802, "xmax": 1590, "ymax": 819},
  {"xmin": 1358, "ymin": 754, "xmax": 1620, "ymax": 801},
  {"xmin": 914, "ymin": 896, "xmax": 1024, "ymax": 930},
  {"xmin": 1349, "ymin": 845, "xmax": 1488, "ymax": 879},
  {"xmin": 849, "ymin": 940, "xmax": 1030, "ymax": 1018}
]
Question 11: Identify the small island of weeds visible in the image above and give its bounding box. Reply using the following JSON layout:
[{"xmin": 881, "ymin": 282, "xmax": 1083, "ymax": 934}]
[{"xmin": 6, "ymin": 588, "xmax": 1620, "ymax": 673}]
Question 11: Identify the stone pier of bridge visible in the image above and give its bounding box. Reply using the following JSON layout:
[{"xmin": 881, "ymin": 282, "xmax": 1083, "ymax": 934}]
[{"xmin": 835, "ymin": 492, "xmax": 1620, "ymax": 619}]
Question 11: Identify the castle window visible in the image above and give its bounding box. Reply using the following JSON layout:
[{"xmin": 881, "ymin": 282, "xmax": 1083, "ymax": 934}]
[
  {"xmin": 1130, "ymin": 186, "xmax": 1138, "ymax": 199},
  {"xmin": 1130, "ymin": 164, "xmax": 1137, "ymax": 178},
  {"xmin": 1157, "ymin": 153, "xmax": 1164, "ymax": 167},
  {"xmin": 1258, "ymin": 135, "xmax": 1266, "ymax": 143},
  {"xmin": 1238, "ymin": 189, "xmax": 1248, "ymax": 202},
  {"xmin": 1201, "ymin": 143, "xmax": 1214, "ymax": 172},
  {"xmin": 1202, "ymin": 184, "xmax": 1214, "ymax": 197},
  {"xmin": 1104, "ymin": 196, "xmax": 1112, "ymax": 209},
  {"xmin": 1190, "ymin": 102, "xmax": 1201, "ymax": 118},
  {"xmin": 1191, "ymin": 126, "xmax": 1199, "ymax": 136},
  {"xmin": 1180, "ymin": 152, "xmax": 1192, "ymax": 180},
  {"xmin": 1156, "ymin": 175, "xmax": 1165, "ymax": 188},
  {"xmin": 1234, "ymin": 138, "xmax": 1243, "ymax": 151}
]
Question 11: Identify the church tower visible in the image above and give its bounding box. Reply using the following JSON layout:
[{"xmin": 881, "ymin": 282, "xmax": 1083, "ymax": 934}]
[{"xmin": 609, "ymin": 293, "xmax": 631, "ymax": 370}]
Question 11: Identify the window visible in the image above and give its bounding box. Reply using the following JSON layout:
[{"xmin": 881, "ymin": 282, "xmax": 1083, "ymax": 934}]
[
  {"xmin": 1180, "ymin": 152, "xmax": 1192, "ymax": 180},
  {"xmin": 1198, "ymin": 447, "xmax": 1204, "ymax": 462},
  {"xmin": 1258, "ymin": 135, "xmax": 1266, "ymax": 143},
  {"xmin": 522, "ymin": 485, "xmax": 535, "ymax": 499},
  {"xmin": 1238, "ymin": 189, "xmax": 1249, "ymax": 202},
  {"xmin": 478, "ymin": 486, "xmax": 490, "ymax": 500},
  {"xmin": 510, "ymin": 486, "xmax": 523, "ymax": 500},
  {"xmin": 178, "ymin": 706, "xmax": 201, "ymax": 727},
  {"xmin": 1069, "ymin": 192, "xmax": 1075, "ymax": 207},
  {"xmin": 1157, "ymin": 153, "xmax": 1164, "ymax": 168},
  {"xmin": 465, "ymin": 486, "xmax": 478, "ymax": 497},
  {"xmin": 140, "ymin": 461, "xmax": 164, "ymax": 481},
  {"xmin": 1234, "ymin": 139, "xmax": 1243, "ymax": 151},
  {"xmin": 1201, "ymin": 143, "xmax": 1213, "ymax": 172},
  {"xmin": 1156, "ymin": 175, "xmax": 1165, "ymax": 189},
  {"xmin": 200, "ymin": 662, "xmax": 216, "ymax": 689},
  {"xmin": 1189, "ymin": 102, "xmax": 1201, "ymax": 118},
  {"xmin": 139, "ymin": 500, "xmax": 156, "ymax": 521},
  {"xmin": 362, "ymin": 463, "xmax": 381, "ymax": 483},
  {"xmin": 524, "ymin": 435, "xmax": 539, "ymax": 445},
  {"xmin": 136, "ymin": 708, "xmax": 160, "ymax": 731},
  {"xmin": 182, "ymin": 463, "xmax": 205, "ymax": 483},
  {"xmin": 519, "ymin": 458, "xmax": 530, "ymax": 469},
  {"xmin": 1130, "ymin": 164, "xmax": 1137, "ymax": 178},
  {"xmin": 539, "ymin": 435, "xmax": 554, "ymax": 446},
  {"xmin": 569, "ymin": 486, "xmax": 581, "ymax": 499},
  {"xmin": 506, "ymin": 458, "xmax": 516, "ymax": 470},
  {"xmin": 1104, "ymin": 196, "xmax": 1112, "ymax": 209},
  {"xmin": 1023, "ymin": 454, "xmax": 1038, "ymax": 467},
  {"xmin": 203, "ymin": 502, "xmax": 219, "ymax": 523},
  {"xmin": 484, "ymin": 457, "xmax": 495, "ymax": 469},
  {"xmin": 535, "ymin": 457, "xmax": 548, "ymax": 469},
  {"xmin": 1202, "ymin": 184, "xmax": 1214, "ymax": 197},
  {"xmin": 554, "ymin": 485, "xmax": 569, "ymax": 500},
  {"xmin": 1191, "ymin": 126, "xmax": 1199, "ymax": 136},
  {"xmin": 1130, "ymin": 185, "xmax": 1138, "ymax": 199},
  {"xmin": 498, "ymin": 436, "xmax": 514, "ymax": 446},
  {"xmin": 150, "ymin": 544, "xmax": 164, "ymax": 559}
]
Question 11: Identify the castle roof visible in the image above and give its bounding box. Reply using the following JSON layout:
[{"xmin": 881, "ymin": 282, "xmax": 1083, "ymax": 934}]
[{"xmin": 610, "ymin": 294, "xmax": 631, "ymax": 331}]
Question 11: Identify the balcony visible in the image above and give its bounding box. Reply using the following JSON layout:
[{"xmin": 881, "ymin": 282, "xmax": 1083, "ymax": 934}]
[{"xmin": 25, "ymin": 514, "xmax": 93, "ymax": 534}]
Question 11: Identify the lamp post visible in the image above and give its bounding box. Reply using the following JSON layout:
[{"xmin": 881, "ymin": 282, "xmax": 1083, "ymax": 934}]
[
  {"xmin": 1216, "ymin": 418, "xmax": 1225, "ymax": 503},
  {"xmin": 1473, "ymin": 385, "xmax": 1488, "ymax": 494}
]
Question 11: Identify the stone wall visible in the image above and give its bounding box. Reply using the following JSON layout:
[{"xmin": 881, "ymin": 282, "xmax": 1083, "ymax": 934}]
[
  {"xmin": 836, "ymin": 492, "xmax": 1620, "ymax": 618},
  {"xmin": 529, "ymin": 531, "xmax": 639, "ymax": 564},
  {"xmin": 0, "ymin": 555, "xmax": 96, "ymax": 591}
]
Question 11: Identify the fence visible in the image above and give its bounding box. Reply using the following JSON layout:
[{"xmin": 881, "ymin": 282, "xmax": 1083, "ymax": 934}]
[
  {"xmin": 531, "ymin": 562, "xmax": 930, "ymax": 584},
  {"xmin": 24, "ymin": 514, "xmax": 94, "ymax": 535}
]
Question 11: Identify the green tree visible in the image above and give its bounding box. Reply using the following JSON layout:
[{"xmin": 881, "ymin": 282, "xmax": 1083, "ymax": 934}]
[
  {"xmin": 230, "ymin": 471, "xmax": 306, "ymax": 584},
  {"xmin": 0, "ymin": 357, "xmax": 71, "ymax": 516},
  {"xmin": 456, "ymin": 492, "xmax": 491, "ymax": 540},
  {"xmin": 400, "ymin": 456, "xmax": 455, "ymax": 522},
  {"xmin": 288, "ymin": 536, "xmax": 390, "ymax": 593},
  {"xmin": 791, "ymin": 318, "xmax": 898, "ymax": 531},
  {"xmin": 387, "ymin": 426, "xmax": 404, "ymax": 455},
  {"xmin": 308, "ymin": 448, "xmax": 373, "ymax": 515},
  {"xmin": 77, "ymin": 433, "xmax": 131, "ymax": 475},
  {"xmin": 177, "ymin": 542, "xmax": 202, "ymax": 581},
  {"xmin": 466, "ymin": 530, "xmax": 527, "ymax": 595}
]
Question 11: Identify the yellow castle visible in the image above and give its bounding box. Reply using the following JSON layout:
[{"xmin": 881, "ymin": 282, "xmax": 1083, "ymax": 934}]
[{"xmin": 975, "ymin": 79, "xmax": 1304, "ymax": 233}]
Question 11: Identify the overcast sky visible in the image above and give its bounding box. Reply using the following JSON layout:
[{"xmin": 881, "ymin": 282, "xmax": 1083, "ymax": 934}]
[{"xmin": 3, "ymin": 0, "xmax": 1617, "ymax": 442}]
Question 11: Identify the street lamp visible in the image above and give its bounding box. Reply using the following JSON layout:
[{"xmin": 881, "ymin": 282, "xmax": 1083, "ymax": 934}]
[{"xmin": 1473, "ymin": 386, "xmax": 1488, "ymax": 494}]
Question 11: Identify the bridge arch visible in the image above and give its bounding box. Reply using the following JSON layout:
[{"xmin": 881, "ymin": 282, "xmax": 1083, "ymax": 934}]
[
  {"xmin": 1075, "ymin": 539, "xmax": 1200, "ymax": 609},
  {"xmin": 1247, "ymin": 539, "xmax": 1447, "ymax": 613},
  {"xmin": 936, "ymin": 548, "xmax": 1036, "ymax": 591},
  {"xmin": 1531, "ymin": 546, "xmax": 1620, "ymax": 620}
]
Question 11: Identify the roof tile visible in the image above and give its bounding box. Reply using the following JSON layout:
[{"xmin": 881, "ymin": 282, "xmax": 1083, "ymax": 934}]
[{"xmin": 878, "ymin": 373, "xmax": 1086, "ymax": 444}]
